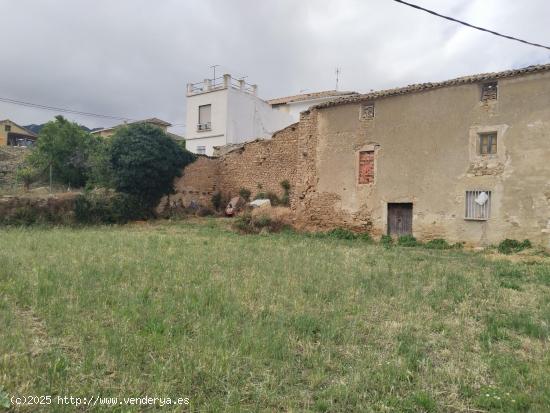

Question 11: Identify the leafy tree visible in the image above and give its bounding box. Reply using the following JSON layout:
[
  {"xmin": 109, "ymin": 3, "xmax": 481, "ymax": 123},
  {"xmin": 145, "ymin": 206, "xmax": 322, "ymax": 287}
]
[
  {"xmin": 29, "ymin": 115, "xmax": 99, "ymax": 187},
  {"xmin": 109, "ymin": 123, "xmax": 196, "ymax": 209}
]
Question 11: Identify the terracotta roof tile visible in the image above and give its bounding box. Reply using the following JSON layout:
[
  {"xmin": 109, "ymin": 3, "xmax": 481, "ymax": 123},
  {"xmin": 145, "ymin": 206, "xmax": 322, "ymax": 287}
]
[
  {"xmin": 267, "ymin": 90, "xmax": 358, "ymax": 105},
  {"xmin": 312, "ymin": 64, "xmax": 550, "ymax": 110}
]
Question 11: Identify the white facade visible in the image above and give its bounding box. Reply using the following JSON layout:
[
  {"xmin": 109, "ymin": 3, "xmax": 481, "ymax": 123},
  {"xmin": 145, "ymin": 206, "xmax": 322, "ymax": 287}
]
[
  {"xmin": 185, "ymin": 74, "xmax": 293, "ymax": 156},
  {"xmin": 185, "ymin": 74, "xmax": 357, "ymax": 156}
]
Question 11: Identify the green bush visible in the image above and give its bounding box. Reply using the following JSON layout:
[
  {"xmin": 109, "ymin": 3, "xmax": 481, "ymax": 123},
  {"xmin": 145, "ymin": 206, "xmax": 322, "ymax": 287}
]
[
  {"xmin": 253, "ymin": 214, "xmax": 272, "ymax": 229},
  {"xmin": 233, "ymin": 213, "xmax": 288, "ymax": 234},
  {"xmin": 326, "ymin": 228, "xmax": 357, "ymax": 240},
  {"xmin": 498, "ymin": 239, "xmax": 532, "ymax": 255},
  {"xmin": 380, "ymin": 235, "xmax": 393, "ymax": 248},
  {"xmin": 398, "ymin": 235, "xmax": 419, "ymax": 247},
  {"xmin": 265, "ymin": 192, "xmax": 281, "ymax": 206},
  {"xmin": 280, "ymin": 180, "xmax": 291, "ymax": 206},
  {"xmin": 110, "ymin": 123, "xmax": 196, "ymax": 209},
  {"xmin": 16, "ymin": 166, "xmax": 38, "ymax": 190},
  {"xmin": 75, "ymin": 189, "xmax": 147, "ymax": 224},
  {"xmin": 358, "ymin": 232, "xmax": 373, "ymax": 243},
  {"xmin": 239, "ymin": 188, "xmax": 251, "ymax": 202},
  {"xmin": 234, "ymin": 213, "xmax": 253, "ymax": 232},
  {"xmin": 424, "ymin": 238, "xmax": 451, "ymax": 250},
  {"xmin": 28, "ymin": 115, "xmax": 100, "ymax": 187}
]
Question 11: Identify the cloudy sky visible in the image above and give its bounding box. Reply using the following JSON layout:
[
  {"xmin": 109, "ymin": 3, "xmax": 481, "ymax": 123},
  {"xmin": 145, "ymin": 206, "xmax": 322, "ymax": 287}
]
[{"xmin": 1, "ymin": 0, "xmax": 549, "ymax": 135}]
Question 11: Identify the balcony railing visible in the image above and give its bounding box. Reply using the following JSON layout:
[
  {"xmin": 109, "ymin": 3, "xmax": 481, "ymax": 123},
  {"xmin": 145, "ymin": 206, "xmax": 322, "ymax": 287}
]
[
  {"xmin": 197, "ymin": 122, "xmax": 212, "ymax": 132},
  {"xmin": 187, "ymin": 74, "xmax": 257, "ymax": 96}
]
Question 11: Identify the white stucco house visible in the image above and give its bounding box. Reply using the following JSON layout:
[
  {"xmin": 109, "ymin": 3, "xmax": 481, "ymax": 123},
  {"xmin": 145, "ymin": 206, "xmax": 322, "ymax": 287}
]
[{"xmin": 185, "ymin": 74, "xmax": 356, "ymax": 156}]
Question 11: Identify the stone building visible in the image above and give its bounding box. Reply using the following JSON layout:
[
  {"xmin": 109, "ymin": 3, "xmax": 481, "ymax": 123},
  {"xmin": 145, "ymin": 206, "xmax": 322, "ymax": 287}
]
[{"xmin": 166, "ymin": 64, "xmax": 550, "ymax": 246}]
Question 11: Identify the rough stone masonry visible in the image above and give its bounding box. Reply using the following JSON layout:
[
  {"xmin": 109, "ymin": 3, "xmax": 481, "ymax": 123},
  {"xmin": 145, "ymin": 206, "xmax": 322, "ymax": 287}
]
[{"xmin": 164, "ymin": 64, "xmax": 550, "ymax": 246}]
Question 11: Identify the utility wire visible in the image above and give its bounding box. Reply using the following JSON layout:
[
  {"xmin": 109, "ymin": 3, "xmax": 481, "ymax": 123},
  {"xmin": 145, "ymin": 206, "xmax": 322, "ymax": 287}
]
[
  {"xmin": 392, "ymin": 0, "xmax": 550, "ymax": 51},
  {"xmin": 0, "ymin": 96, "xmax": 185, "ymax": 127},
  {"xmin": 0, "ymin": 96, "xmax": 136, "ymax": 122}
]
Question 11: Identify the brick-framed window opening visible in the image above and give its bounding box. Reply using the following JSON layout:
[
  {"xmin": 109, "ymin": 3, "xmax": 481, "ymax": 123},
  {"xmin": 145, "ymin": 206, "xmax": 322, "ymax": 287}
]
[
  {"xmin": 360, "ymin": 103, "xmax": 375, "ymax": 120},
  {"xmin": 465, "ymin": 190, "xmax": 491, "ymax": 220},
  {"xmin": 481, "ymin": 81, "xmax": 498, "ymax": 101},
  {"xmin": 358, "ymin": 150, "xmax": 375, "ymax": 184},
  {"xmin": 479, "ymin": 132, "xmax": 497, "ymax": 155}
]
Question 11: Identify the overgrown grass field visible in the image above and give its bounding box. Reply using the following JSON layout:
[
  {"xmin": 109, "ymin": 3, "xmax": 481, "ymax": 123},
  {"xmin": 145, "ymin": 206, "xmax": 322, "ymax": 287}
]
[{"xmin": 1, "ymin": 220, "xmax": 549, "ymax": 412}]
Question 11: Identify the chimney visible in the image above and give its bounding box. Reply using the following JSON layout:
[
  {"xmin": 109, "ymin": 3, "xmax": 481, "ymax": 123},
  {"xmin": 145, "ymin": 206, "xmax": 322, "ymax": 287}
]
[{"xmin": 223, "ymin": 73, "xmax": 231, "ymax": 88}]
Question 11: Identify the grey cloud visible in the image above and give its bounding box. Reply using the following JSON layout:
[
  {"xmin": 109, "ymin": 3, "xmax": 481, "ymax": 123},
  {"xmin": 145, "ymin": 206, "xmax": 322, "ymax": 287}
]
[{"xmin": 0, "ymin": 0, "xmax": 549, "ymax": 134}]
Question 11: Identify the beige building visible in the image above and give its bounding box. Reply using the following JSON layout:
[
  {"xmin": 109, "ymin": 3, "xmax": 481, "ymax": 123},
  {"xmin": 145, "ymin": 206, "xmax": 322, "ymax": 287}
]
[
  {"xmin": 0, "ymin": 119, "xmax": 37, "ymax": 146},
  {"xmin": 169, "ymin": 63, "xmax": 550, "ymax": 246},
  {"xmin": 92, "ymin": 118, "xmax": 174, "ymax": 138}
]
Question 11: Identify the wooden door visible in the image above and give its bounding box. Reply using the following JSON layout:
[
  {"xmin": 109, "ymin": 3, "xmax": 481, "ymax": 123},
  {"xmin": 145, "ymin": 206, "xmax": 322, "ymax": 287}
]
[{"xmin": 387, "ymin": 203, "xmax": 413, "ymax": 236}]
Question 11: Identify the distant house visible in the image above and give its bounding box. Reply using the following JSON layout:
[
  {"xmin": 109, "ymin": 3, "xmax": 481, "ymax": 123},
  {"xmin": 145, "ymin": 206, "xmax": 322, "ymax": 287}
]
[
  {"xmin": 91, "ymin": 118, "xmax": 177, "ymax": 139},
  {"xmin": 267, "ymin": 90, "xmax": 357, "ymax": 122},
  {"xmin": 185, "ymin": 73, "xmax": 356, "ymax": 156},
  {"xmin": 0, "ymin": 119, "xmax": 38, "ymax": 147}
]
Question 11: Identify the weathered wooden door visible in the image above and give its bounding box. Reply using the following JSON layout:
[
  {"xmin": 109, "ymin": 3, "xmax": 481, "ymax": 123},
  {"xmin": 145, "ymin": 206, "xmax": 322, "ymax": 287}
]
[{"xmin": 387, "ymin": 203, "xmax": 413, "ymax": 236}]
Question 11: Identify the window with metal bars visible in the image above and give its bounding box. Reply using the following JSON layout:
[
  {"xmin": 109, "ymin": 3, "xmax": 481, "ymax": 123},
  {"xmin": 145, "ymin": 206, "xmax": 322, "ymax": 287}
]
[{"xmin": 465, "ymin": 190, "xmax": 491, "ymax": 220}]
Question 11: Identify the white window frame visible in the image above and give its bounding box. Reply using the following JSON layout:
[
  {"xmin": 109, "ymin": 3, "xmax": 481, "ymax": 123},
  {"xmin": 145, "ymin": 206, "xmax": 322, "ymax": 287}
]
[
  {"xmin": 465, "ymin": 190, "xmax": 491, "ymax": 221},
  {"xmin": 197, "ymin": 105, "xmax": 211, "ymax": 132}
]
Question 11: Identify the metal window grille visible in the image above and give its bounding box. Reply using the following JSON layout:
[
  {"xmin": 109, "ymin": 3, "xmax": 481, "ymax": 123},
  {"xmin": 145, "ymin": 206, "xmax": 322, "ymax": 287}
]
[
  {"xmin": 465, "ymin": 190, "xmax": 491, "ymax": 220},
  {"xmin": 196, "ymin": 146, "xmax": 206, "ymax": 155}
]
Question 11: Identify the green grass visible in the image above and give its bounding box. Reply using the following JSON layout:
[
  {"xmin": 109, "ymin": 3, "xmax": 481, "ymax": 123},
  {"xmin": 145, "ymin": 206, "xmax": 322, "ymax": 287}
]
[{"xmin": 1, "ymin": 220, "xmax": 550, "ymax": 412}]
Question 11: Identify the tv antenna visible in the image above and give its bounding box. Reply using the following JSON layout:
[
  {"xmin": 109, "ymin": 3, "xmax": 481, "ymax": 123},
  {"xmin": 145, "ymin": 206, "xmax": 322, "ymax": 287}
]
[
  {"xmin": 335, "ymin": 67, "xmax": 341, "ymax": 90},
  {"xmin": 209, "ymin": 64, "xmax": 220, "ymax": 80}
]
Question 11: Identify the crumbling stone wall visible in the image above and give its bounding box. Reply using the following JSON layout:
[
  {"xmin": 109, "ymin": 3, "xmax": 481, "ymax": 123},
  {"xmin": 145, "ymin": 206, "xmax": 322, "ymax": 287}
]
[
  {"xmin": 217, "ymin": 123, "xmax": 299, "ymax": 200},
  {"xmin": 160, "ymin": 123, "xmax": 300, "ymax": 212}
]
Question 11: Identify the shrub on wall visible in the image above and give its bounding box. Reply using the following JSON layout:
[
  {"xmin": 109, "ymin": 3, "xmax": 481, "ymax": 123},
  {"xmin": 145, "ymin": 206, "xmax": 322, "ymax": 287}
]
[{"xmin": 239, "ymin": 188, "xmax": 251, "ymax": 202}]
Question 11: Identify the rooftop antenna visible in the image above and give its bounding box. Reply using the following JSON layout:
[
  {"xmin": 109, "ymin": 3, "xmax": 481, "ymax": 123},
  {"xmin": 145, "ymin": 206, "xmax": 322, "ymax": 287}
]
[
  {"xmin": 335, "ymin": 67, "xmax": 341, "ymax": 90},
  {"xmin": 209, "ymin": 64, "xmax": 220, "ymax": 80}
]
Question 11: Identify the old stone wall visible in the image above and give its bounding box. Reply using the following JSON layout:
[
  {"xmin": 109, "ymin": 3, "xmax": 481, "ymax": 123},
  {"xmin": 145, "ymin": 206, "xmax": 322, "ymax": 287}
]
[{"xmin": 159, "ymin": 123, "xmax": 301, "ymax": 212}]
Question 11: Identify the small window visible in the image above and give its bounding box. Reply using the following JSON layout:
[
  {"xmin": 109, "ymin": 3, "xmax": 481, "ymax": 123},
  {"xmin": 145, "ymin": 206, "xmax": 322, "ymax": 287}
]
[
  {"xmin": 465, "ymin": 190, "xmax": 491, "ymax": 220},
  {"xmin": 196, "ymin": 145, "xmax": 206, "ymax": 155},
  {"xmin": 5, "ymin": 124, "xmax": 11, "ymax": 132},
  {"xmin": 481, "ymin": 82, "xmax": 498, "ymax": 101},
  {"xmin": 358, "ymin": 150, "xmax": 375, "ymax": 184},
  {"xmin": 360, "ymin": 103, "xmax": 375, "ymax": 120},
  {"xmin": 198, "ymin": 105, "xmax": 211, "ymax": 131},
  {"xmin": 479, "ymin": 132, "xmax": 497, "ymax": 155}
]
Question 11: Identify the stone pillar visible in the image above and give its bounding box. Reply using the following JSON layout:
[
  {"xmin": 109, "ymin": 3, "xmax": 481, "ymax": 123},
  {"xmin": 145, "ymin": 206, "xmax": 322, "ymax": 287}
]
[
  {"xmin": 239, "ymin": 79, "xmax": 245, "ymax": 90},
  {"xmin": 204, "ymin": 79, "xmax": 212, "ymax": 91},
  {"xmin": 223, "ymin": 74, "xmax": 231, "ymax": 88},
  {"xmin": 251, "ymin": 85, "xmax": 258, "ymax": 95}
]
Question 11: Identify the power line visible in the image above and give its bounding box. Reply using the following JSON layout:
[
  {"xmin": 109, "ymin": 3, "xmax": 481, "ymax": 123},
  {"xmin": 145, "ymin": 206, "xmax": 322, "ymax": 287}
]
[
  {"xmin": 0, "ymin": 96, "xmax": 185, "ymax": 127},
  {"xmin": 0, "ymin": 96, "xmax": 136, "ymax": 122},
  {"xmin": 392, "ymin": 0, "xmax": 550, "ymax": 51}
]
